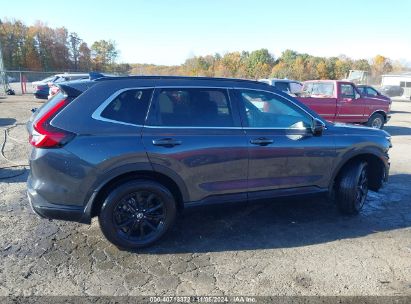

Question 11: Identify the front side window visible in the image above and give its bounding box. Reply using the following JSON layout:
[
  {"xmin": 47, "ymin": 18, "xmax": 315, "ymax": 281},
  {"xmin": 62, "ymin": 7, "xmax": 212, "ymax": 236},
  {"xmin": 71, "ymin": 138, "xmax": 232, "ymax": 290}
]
[
  {"xmin": 340, "ymin": 84, "xmax": 355, "ymax": 99},
  {"xmin": 151, "ymin": 88, "xmax": 234, "ymax": 127},
  {"xmin": 366, "ymin": 87, "xmax": 379, "ymax": 96},
  {"xmin": 100, "ymin": 89, "xmax": 153, "ymax": 125},
  {"xmin": 237, "ymin": 89, "xmax": 312, "ymax": 129}
]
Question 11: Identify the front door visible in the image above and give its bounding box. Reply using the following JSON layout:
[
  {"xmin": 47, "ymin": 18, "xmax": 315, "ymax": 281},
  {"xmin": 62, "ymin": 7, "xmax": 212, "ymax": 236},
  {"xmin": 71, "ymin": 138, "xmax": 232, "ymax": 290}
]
[
  {"xmin": 234, "ymin": 89, "xmax": 335, "ymax": 199},
  {"xmin": 336, "ymin": 83, "xmax": 367, "ymax": 123},
  {"xmin": 143, "ymin": 87, "xmax": 249, "ymax": 204}
]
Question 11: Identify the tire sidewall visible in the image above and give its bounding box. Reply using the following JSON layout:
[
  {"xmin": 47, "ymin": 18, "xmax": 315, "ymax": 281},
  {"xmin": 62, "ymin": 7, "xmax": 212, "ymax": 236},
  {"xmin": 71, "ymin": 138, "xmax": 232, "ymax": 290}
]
[
  {"xmin": 337, "ymin": 162, "xmax": 368, "ymax": 214},
  {"xmin": 98, "ymin": 180, "xmax": 177, "ymax": 249},
  {"xmin": 368, "ymin": 113, "xmax": 384, "ymax": 129}
]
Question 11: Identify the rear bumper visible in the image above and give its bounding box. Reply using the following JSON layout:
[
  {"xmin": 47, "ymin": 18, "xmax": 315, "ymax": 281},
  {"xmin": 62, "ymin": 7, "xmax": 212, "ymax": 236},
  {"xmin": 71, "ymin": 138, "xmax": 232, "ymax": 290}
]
[{"xmin": 27, "ymin": 182, "xmax": 91, "ymax": 224}]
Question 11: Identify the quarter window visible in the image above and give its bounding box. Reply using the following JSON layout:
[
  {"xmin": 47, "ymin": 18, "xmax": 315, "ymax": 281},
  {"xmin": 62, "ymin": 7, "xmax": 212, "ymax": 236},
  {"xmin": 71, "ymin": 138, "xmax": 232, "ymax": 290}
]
[
  {"xmin": 151, "ymin": 88, "xmax": 234, "ymax": 127},
  {"xmin": 100, "ymin": 89, "xmax": 153, "ymax": 125},
  {"xmin": 237, "ymin": 89, "xmax": 312, "ymax": 129}
]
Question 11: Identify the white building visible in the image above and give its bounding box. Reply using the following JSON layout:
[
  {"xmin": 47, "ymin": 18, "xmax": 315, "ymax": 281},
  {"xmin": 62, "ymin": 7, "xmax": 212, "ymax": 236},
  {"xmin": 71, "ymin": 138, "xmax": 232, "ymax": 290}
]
[{"xmin": 381, "ymin": 72, "xmax": 411, "ymax": 98}]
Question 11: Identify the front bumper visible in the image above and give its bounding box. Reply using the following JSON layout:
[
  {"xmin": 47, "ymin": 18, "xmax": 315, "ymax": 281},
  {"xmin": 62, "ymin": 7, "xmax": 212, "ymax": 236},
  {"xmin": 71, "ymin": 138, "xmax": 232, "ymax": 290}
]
[{"xmin": 27, "ymin": 185, "xmax": 90, "ymax": 224}]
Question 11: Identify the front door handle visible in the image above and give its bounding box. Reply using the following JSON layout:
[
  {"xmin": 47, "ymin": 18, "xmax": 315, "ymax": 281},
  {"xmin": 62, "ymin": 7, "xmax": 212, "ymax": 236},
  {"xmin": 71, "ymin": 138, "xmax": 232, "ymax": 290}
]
[
  {"xmin": 152, "ymin": 138, "xmax": 182, "ymax": 147},
  {"xmin": 250, "ymin": 138, "xmax": 274, "ymax": 146}
]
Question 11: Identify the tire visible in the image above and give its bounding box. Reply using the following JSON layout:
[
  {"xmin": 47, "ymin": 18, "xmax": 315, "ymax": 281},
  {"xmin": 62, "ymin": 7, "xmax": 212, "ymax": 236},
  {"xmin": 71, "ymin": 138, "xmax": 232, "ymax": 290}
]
[
  {"xmin": 367, "ymin": 113, "xmax": 385, "ymax": 129},
  {"xmin": 336, "ymin": 161, "xmax": 368, "ymax": 215},
  {"xmin": 98, "ymin": 180, "xmax": 177, "ymax": 249}
]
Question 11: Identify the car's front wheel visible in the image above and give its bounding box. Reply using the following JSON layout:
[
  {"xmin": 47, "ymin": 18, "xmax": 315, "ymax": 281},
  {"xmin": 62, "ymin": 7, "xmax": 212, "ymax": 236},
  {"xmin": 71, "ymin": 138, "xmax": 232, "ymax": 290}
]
[
  {"xmin": 335, "ymin": 161, "xmax": 368, "ymax": 215},
  {"xmin": 98, "ymin": 180, "xmax": 177, "ymax": 249},
  {"xmin": 367, "ymin": 113, "xmax": 385, "ymax": 129}
]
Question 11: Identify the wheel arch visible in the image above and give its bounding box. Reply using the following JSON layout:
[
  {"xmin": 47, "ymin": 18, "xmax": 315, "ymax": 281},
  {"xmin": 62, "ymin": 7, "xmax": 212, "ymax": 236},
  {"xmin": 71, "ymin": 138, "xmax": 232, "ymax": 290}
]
[
  {"xmin": 370, "ymin": 110, "xmax": 388, "ymax": 123},
  {"xmin": 85, "ymin": 164, "xmax": 189, "ymax": 219},
  {"xmin": 330, "ymin": 150, "xmax": 388, "ymax": 192}
]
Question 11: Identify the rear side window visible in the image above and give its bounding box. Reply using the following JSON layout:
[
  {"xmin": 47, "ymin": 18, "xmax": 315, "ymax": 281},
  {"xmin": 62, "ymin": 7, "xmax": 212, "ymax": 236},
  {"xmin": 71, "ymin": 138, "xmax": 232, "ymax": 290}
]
[
  {"xmin": 150, "ymin": 88, "xmax": 234, "ymax": 127},
  {"xmin": 100, "ymin": 89, "xmax": 153, "ymax": 125},
  {"xmin": 302, "ymin": 82, "xmax": 334, "ymax": 98}
]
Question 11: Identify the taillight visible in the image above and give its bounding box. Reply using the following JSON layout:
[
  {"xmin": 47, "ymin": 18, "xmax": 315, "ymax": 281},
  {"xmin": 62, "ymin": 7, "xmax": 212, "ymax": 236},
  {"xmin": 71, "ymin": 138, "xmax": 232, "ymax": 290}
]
[{"xmin": 29, "ymin": 99, "xmax": 75, "ymax": 148}]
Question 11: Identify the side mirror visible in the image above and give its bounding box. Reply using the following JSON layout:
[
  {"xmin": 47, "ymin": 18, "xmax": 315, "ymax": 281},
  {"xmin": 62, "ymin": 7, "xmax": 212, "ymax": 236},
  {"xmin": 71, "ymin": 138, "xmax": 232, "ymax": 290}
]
[
  {"xmin": 355, "ymin": 92, "xmax": 361, "ymax": 99},
  {"xmin": 311, "ymin": 118, "xmax": 325, "ymax": 136}
]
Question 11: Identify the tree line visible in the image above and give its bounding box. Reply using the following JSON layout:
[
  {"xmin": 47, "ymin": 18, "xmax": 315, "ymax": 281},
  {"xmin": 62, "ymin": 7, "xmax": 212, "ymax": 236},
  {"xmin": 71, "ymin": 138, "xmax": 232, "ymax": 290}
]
[
  {"xmin": 0, "ymin": 19, "xmax": 129, "ymax": 73},
  {"xmin": 132, "ymin": 49, "xmax": 406, "ymax": 83},
  {"xmin": 1, "ymin": 19, "xmax": 408, "ymax": 82}
]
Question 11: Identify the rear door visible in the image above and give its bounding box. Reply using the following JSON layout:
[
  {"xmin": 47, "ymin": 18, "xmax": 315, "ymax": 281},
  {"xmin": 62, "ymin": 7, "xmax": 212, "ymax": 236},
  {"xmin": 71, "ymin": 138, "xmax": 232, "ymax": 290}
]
[
  {"xmin": 235, "ymin": 88, "xmax": 334, "ymax": 198},
  {"xmin": 143, "ymin": 87, "xmax": 248, "ymax": 204}
]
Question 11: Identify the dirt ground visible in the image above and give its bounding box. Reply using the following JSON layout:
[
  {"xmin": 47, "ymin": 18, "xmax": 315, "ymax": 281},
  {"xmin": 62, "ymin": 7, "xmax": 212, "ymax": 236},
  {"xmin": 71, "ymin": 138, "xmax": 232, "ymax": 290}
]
[{"xmin": 0, "ymin": 95, "xmax": 410, "ymax": 296}]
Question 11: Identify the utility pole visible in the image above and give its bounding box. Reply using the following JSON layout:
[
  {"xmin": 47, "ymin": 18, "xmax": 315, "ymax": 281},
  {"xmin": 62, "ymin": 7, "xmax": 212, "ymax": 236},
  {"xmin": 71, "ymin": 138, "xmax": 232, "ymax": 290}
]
[{"xmin": 0, "ymin": 19, "xmax": 7, "ymax": 96}]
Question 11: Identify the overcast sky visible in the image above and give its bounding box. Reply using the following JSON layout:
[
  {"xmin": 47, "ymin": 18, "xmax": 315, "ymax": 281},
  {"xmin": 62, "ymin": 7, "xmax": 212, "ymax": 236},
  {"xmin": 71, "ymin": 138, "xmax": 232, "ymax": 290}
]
[{"xmin": 3, "ymin": 0, "xmax": 411, "ymax": 65}]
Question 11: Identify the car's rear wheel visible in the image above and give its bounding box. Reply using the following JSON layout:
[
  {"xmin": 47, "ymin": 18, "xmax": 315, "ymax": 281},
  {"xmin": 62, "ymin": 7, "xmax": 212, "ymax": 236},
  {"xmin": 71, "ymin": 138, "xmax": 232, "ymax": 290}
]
[
  {"xmin": 336, "ymin": 161, "xmax": 368, "ymax": 215},
  {"xmin": 367, "ymin": 113, "xmax": 385, "ymax": 129},
  {"xmin": 98, "ymin": 180, "xmax": 177, "ymax": 249}
]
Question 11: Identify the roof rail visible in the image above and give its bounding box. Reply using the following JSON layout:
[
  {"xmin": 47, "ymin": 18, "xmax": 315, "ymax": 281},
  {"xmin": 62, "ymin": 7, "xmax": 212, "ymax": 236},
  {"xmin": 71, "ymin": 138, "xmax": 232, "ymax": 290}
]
[{"xmin": 92, "ymin": 75, "xmax": 267, "ymax": 85}]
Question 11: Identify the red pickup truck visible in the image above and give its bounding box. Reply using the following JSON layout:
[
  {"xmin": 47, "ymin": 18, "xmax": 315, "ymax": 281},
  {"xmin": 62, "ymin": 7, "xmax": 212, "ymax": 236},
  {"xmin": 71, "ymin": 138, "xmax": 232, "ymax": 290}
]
[{"xmin": 297, "ymin": 80, "xmax": 391, "ymax": 129}]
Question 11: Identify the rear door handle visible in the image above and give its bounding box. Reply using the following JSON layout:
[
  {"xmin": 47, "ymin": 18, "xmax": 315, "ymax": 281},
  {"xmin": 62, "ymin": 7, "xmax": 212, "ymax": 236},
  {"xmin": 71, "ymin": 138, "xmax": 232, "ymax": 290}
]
[
  {"xmin": 152, "ymin": 138, "xmax": 182, "ymax": 147},
  {"xmin": 250, "ymin": 138, "xmax": 274, "ymax": 146}
]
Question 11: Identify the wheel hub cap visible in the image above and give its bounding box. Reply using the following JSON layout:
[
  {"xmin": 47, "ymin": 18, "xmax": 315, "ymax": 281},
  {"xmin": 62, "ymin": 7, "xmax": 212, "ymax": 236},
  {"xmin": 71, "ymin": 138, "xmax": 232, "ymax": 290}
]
[{"xmin": 136, "ymin": 212, "xmax": 144, "ymax": 219}]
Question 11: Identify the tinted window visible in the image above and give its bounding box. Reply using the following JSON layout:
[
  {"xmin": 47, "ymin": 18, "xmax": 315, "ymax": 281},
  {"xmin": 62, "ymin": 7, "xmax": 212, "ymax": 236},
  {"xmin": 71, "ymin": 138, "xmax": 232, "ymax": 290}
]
[
  {"xmin": 238, "ymin": 89, "xmax": 311, "ymax": 129},
  {"xmin": 152, "ymin": 88, "xmax": 234, "ymax": 127},
  {"xmin": 340, "ymin": 84, "xmax": 355, "ymax": 98},
  {"xmin": 274, "ymin": 82, "xmax": 290, "ymax": 92},
  {"xmin": 100, "ymin": 89, "xmax": 153, "ymax": 125}
]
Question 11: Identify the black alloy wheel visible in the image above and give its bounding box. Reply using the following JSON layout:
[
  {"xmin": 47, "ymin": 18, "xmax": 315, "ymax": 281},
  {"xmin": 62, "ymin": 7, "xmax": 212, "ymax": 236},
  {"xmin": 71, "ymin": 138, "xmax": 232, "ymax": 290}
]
[{"xmin": 99, "ymin": 180, "xmax": 177, "ymax": 249}]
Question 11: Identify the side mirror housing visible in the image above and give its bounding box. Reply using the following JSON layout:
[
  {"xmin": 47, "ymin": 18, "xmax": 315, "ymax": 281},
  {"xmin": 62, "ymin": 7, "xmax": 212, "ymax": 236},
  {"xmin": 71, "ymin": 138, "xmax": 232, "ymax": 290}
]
[{"xmin": 311, "ymin": 118, "xmax": 325, "ymax": 136}]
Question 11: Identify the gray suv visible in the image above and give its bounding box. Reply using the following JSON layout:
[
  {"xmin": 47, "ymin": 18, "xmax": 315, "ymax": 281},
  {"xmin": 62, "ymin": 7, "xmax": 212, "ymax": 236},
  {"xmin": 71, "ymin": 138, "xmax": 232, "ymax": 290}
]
[{"xmin": 27, "ymin": 76, "xmax": 391, "ymax": 249}]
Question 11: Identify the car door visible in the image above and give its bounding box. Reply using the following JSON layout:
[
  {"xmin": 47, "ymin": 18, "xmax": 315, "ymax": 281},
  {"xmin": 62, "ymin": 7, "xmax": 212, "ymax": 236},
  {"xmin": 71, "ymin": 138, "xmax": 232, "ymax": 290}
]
[
  {"xmin": 336, "ymin": 83, "xmax": 367, "ymax": 123},
  {"xmin": 234, "ymin": 88, "xmax": 335, "ymax": 199},
  {"xmin": 143, "ymin": 87, "xmax": 249, "ymax": 204}
]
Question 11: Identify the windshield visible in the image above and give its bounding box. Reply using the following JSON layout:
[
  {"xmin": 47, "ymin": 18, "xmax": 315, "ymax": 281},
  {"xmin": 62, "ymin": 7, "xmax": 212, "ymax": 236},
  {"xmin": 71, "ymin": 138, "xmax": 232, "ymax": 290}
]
[{"xmin": 302, "ymin": 82, "xmax": 334, "ymax": 98}]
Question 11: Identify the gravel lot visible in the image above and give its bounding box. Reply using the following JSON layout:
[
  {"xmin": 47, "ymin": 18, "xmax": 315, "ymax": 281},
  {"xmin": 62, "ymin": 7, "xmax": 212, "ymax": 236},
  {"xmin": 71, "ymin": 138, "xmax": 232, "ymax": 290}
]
[{"xmin": 0, "ymin": 95, "xmax": 410, "ymax": 296}]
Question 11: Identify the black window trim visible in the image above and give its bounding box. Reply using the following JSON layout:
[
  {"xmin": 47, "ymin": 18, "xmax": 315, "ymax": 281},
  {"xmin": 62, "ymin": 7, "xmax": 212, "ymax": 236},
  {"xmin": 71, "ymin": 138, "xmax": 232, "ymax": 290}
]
[{"xmin": 92, "ymin": 86, "xmax": 322, "ymax": 130}]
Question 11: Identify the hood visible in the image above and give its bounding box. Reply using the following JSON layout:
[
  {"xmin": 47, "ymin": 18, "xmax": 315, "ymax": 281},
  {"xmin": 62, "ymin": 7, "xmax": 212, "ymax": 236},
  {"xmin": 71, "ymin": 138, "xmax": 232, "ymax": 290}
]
[{"xmin": 329, "ymin": 122, "xmax": 390, "ymax": 137}]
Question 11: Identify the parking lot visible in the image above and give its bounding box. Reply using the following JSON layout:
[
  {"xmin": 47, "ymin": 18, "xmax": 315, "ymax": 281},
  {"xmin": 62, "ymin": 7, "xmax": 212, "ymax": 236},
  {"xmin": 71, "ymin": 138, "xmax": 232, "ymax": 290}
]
[{"xmin": 0, "ymin": 95, "xmax": 410, "ymax": 296}]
